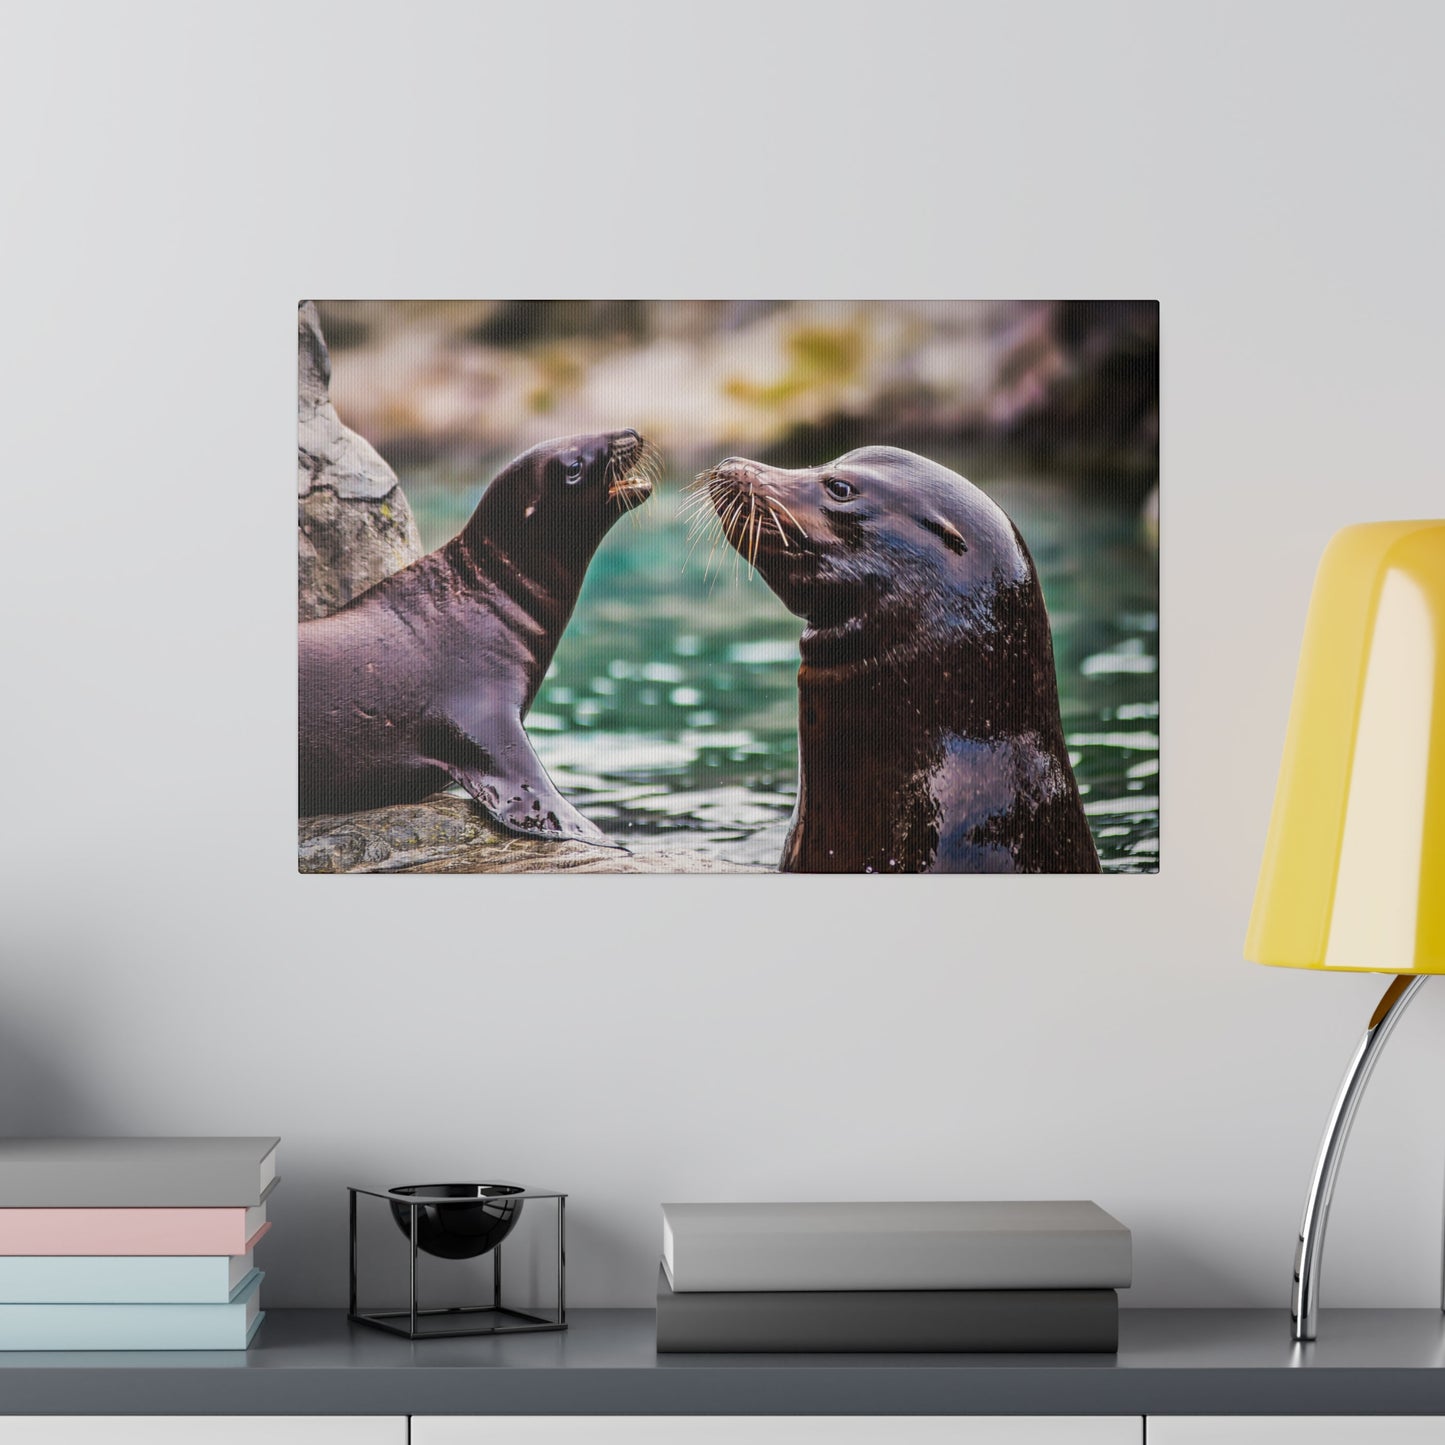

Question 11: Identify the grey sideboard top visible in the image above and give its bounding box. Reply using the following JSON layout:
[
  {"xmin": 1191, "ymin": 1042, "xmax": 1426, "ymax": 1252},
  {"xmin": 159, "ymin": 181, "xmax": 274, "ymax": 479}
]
[{"xmin": 1, "ymin": 1308, "xmax": 1443, "ymax": 1416}]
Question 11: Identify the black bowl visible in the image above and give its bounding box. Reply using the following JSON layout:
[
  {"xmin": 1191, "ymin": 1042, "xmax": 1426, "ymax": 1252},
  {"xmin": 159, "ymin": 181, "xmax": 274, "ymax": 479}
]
[{"xmin": 388, "ymin": 1183, "xmax": 525, "ymax": 1260}]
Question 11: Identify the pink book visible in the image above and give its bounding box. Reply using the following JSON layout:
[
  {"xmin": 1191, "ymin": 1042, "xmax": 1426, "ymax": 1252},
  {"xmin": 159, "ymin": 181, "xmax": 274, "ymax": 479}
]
[{"xmin": 0, "ymin": 1206, "xmax": 269, "ymax": 1256}]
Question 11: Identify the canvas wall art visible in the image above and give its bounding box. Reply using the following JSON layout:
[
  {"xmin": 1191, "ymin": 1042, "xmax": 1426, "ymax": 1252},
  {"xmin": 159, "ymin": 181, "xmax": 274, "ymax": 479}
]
[{"xmin": 298, "ymin": 300, "xmax": 1159, "ymax": 875}]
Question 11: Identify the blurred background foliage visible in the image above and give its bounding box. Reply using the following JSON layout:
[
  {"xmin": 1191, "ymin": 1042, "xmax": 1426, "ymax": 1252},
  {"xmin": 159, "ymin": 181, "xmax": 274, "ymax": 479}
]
[
  {"xmin": 317, "ymin": 299, "xmax": 1157, "ymax": 486},
  {"xmin": 314, "ymin": 300, "xmax": 1159, "ymax": 872}
]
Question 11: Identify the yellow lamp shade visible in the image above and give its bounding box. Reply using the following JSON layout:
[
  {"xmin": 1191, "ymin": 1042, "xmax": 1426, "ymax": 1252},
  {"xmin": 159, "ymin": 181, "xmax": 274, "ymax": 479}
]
[{"xmin": 1246, "ymin": 521, "xmax": 1445, "ymax": 974}]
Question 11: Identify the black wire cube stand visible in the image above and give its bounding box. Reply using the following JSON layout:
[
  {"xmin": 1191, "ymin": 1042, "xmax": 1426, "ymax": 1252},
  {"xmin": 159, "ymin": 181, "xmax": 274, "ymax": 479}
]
[{"xmin": 348, "ymin": 1184, "xmax": 567, "ymax": 1340}]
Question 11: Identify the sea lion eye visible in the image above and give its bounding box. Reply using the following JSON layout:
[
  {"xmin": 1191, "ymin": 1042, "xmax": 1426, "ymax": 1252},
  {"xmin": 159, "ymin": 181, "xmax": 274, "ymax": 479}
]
[
  {"xmin": 823, "ymin": 477, "xmax": 857, "ymax": 501},
  {"xmin": 564, "ymin": 458, "xmax": 584, "ymax": 484}
]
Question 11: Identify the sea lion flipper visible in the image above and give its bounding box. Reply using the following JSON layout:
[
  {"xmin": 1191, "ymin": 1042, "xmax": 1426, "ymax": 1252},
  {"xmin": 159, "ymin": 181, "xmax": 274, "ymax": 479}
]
[
  {"xmin": 439, "ymin": 713, "xmax": 623, "ymax": 850},
  {"xmin": 443, "ymin": 759, "xmax": 621, "ymax": 849}
]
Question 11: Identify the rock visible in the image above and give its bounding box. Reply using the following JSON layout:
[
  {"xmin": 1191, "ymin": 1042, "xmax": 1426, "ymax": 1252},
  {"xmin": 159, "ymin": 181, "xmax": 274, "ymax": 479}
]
[
  {"xmin": 991, "ymin": 300, "xmax": 1159, "ymax": 481},
  {"xmin": 298, "ymin": 796, "xmax": 767, "ymax": 874},
  {"xmin": 297, "ymin": 301, "xmax": 423, "ymax": 620}
]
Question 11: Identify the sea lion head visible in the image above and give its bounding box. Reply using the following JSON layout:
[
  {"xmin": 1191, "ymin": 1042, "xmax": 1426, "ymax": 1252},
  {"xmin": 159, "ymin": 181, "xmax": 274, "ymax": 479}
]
[
  {"xmin": 698, "ymin": 446, "xmax": 1035, "ymax": 660},
  {"xmin": 464, "ymin": 429, "xmax": 658, "ymax": 573}
]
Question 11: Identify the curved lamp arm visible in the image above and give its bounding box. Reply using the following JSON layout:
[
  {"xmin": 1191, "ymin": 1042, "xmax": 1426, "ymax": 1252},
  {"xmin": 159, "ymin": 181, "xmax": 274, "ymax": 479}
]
[{"xmin": 1292, "ymin": 973, "xmax": 1427, "ymax": 1342}]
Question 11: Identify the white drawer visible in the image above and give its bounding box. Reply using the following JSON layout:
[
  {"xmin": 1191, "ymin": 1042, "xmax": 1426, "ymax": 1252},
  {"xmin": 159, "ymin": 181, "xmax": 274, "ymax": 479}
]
[
  {"xmin": 1149, "ymin": 1420, "xmax": 1445, "ymax": 1444},
  {"xmin": 0, "ymin": 1419, "xmax": 406, "ymax": 1445},
  {"xmin": 413, "ymin": 1418, "xmax": 1141, "ymax": 1445}
]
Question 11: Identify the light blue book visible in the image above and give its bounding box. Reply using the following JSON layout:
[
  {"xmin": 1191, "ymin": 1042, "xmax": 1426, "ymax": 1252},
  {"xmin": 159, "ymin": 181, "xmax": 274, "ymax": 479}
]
[
  {"xmin": 0, "ymin": 1270, "xmax": 262, "ymax": 1349},
  {"xmin": 0, "ymin": 1250, "xmax": 257, "ymax": 1304}
]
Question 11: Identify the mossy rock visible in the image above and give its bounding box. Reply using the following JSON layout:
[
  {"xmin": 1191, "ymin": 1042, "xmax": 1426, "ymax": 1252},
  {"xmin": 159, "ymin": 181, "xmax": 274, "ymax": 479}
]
[{"xmin": 299, "ymin": 796, "xmax": 765, "ymax": 874}]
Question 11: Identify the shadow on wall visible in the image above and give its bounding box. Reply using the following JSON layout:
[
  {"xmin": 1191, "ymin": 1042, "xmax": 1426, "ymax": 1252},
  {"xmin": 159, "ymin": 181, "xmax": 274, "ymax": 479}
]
[
  {"xmin": 0, "ymin": 992, "xmax": 123, "ymax": 1136},
  {"xmin": 1135, "ymin": 1214, "xmax": 1288, "ymax": 1309}
]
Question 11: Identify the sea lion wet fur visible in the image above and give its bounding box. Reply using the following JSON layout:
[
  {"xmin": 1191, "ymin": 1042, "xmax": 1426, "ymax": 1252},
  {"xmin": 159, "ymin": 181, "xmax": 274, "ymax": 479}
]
[
  {"xmin": 698, "ymin": 446, "xmax": 1100, "ymax": 873},
  {"xmin": 299, "ymin": 430, "xmax": 656, "ymax": 846}
]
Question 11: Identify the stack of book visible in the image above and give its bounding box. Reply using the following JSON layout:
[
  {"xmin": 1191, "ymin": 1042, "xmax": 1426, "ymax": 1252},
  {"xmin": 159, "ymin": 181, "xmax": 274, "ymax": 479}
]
[
  {"xmin": 0, "ymin": 1137, "xmax": 278, "ymax": 1350},
  {"xmin": 657, "ymin": 1200, "xmax": 1131, "ymax": 1352}
]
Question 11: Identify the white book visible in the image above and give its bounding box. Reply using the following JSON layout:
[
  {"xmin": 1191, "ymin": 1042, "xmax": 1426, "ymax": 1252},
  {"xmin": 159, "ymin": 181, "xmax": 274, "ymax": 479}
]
[{"xmin": 661, "ymin": 1201, "xmax": 1132, "ymax": 1293}]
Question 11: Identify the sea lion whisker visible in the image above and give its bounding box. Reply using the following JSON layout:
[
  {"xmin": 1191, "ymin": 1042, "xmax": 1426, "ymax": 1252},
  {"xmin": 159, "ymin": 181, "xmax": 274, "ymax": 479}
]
[
  {"xmin": 683, "ymin": 486, "xmax": 719, "ymax": 514},
  {"xmin": 700, "ymin": 501, "xmax": 741, "ymax": 578},
  {"xmin": 705, "ymin": 554, "xmax": 727, "ymax": 597},
  {"xmin": 738, "ymin": 497, "xmax": 758, "ymax": 581},
  {"xmin": 704, "ymin": 521, "xmax": 730, "ymax": 584},
  {"xmin": 685, "ymin": 489, "xmax": 726, "ymax": 521},
  {"xmin": 681, "ymin": 520, "xmax": 715, "ymax": 573},
  {"xmin": 721, "ymin": 512, "xmax": 746, "ymax": 566},
  {"xmin": 678, "ymin": 477, "xmax": 719, "ymax": 509},
  {"xmin": 720, "ymin": 498, "xmax": 748, "ymax": 582},
  {"xmin": 678, "ymin": 493, "xmax": 717, "ymax": 524},
  {"xmin": 686, "ymin": 518, "xmax": 719, "ymax": 551},
  {"xmin": 720, "ymin": 492, "xmax": 746, "ymax": 530},
  {"xmin": 769, "ymin": 496, "xmax": 807, "ymax": 542},
  {"xmin": 682, "ymin": 512, "xmax": 721, "ymax": 573},
  {"xmin": 733, "ymin": 502, "xmax": 751, "ymax": 553},
  {"xmin": 681, "ymin": 495, "xmax": 729, "ymax": 570},
  {"xmin": 710, "ymin": 501, "xmax": 744, "ymax": 551}
]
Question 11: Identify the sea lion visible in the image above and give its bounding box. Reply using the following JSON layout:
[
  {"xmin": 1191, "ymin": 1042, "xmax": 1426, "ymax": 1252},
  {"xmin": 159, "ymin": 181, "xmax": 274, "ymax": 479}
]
[
  {"xmin": 299, "ymin": 430, "xmax": 658, "ymax": 846},
  {"xmin": 695, "ymin": 447, "xmax": 1100, "ymax": 873}
]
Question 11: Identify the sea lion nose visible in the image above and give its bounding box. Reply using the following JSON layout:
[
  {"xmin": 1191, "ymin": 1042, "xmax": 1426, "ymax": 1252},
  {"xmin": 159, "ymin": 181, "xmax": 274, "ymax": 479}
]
[{"xmin": 716, "ymin": 458, "xmax": 762, "ymax": 490}]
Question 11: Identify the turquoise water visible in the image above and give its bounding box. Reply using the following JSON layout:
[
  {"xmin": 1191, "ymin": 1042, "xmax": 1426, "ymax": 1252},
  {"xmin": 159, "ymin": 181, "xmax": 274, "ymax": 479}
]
[{"xmin": 408, "ymin": 467, "xmax": 1160, "ymax": 873}]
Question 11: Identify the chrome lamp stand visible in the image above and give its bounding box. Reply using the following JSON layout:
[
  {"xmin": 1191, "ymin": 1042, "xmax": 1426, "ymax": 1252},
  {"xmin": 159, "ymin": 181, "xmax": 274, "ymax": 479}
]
[{"xmin": 1291, "ymin": 974, "xmax": 1428, "ymax": 1341}]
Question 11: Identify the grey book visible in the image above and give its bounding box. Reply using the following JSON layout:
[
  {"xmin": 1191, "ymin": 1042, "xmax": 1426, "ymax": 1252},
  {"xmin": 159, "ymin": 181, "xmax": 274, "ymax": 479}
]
[
  {"xmin": 0, "ymin": 1138, "xmax": 280, "ymax": 1207},
  {"xmin": 661, "ymin": 1201, "xmax": 1131, "ymax": 1293},
  {"xmin": 656, "ymin": 1267, "xmax": 1118, "ymax": 1353}
]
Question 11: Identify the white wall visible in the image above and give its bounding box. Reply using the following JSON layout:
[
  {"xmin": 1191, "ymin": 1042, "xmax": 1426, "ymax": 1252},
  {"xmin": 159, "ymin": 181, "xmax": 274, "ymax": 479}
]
[{"xmin": 2, "ymin": 0, "xmax": 1443, "ymax": 1310}]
